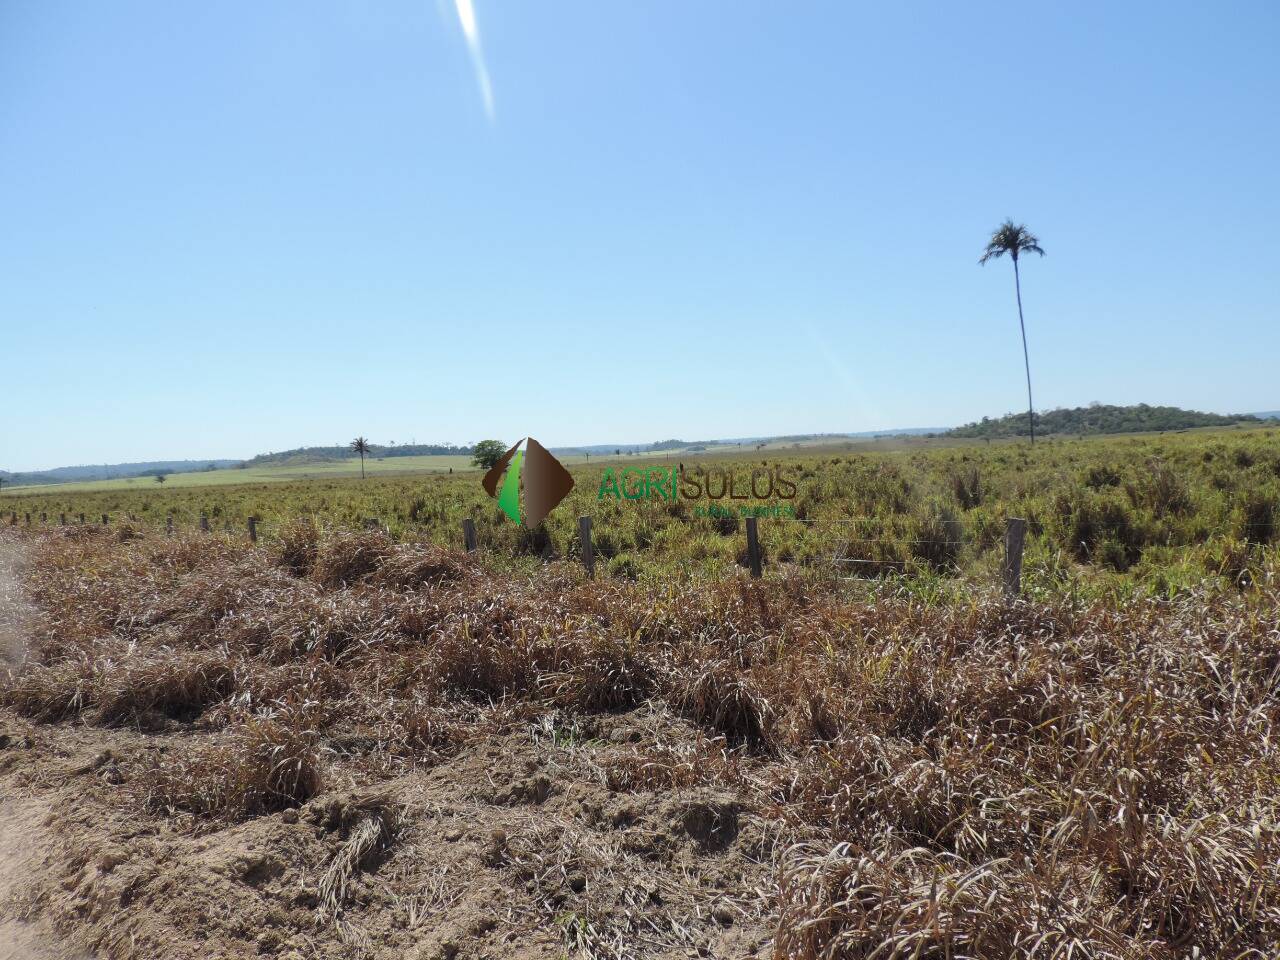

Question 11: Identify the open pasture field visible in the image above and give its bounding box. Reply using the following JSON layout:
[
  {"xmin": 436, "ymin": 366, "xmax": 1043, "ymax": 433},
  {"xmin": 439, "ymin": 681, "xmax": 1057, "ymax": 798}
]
[
  {"xmin": 1, "ymin": 453, "xmax": 480, "ymax": 491},
  {"xmin": 0, "ymin": 432, "xmax": 989, "ymax": 496},
  {"xmin": 4, "ymin": 426, "xmax": 1279, "ymax": 599}
]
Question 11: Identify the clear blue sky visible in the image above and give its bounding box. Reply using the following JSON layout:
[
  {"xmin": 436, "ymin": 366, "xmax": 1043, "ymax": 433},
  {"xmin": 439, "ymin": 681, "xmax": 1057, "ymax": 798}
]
[{"xmin": 3, "ymin": 1, "xmax": 1277, "ymax": 471}]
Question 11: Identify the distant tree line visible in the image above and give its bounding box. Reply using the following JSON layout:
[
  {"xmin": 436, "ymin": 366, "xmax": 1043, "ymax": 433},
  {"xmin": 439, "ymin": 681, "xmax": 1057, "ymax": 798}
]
[
  {"xmin": 243, "ymin": 443, "xmax": 474, "ymax": 467},
  {"xmin": 948, "ymin": 404, "xmax": 1260, "ymax": 439}
]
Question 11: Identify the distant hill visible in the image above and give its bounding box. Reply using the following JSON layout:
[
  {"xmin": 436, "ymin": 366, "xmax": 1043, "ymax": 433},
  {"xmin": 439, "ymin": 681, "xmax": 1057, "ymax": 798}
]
[
  {"xmin": 244, "ymin": 443, "xmax": 472, "ymax": 467},
  {"xmin": 1253, "ymin": 411, "xmax": 1280, "ymax": 420},
  {"xmin": 0, "ymin": 459, "xmax": 239, "ymax": 488},
  {"xmin": 947, "ymin": 404, "xmax": 1261, "ymax": 439}
]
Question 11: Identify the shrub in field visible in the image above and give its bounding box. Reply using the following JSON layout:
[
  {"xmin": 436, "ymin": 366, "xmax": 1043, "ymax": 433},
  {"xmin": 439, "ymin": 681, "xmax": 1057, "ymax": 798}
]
[
  {"xmin": 514, "ymin": 523, "xmax": 555, "ymax": 558},
  {"xmin": 607, "ymin": 553, "xmax": 641, "ymax": 580},
  {"xmin": 910, "ymin": 503, "xmax": 962, "ymax": 571},
  {"xmin": 948, "ymin": 465, "xmax": 982, "ymax": 509},
  {"xmin": 1083, "ymin": 462, "xmax": 1122, "ymax": 489},
  {"xmin": 1130, "ymin": 459, "xmax": 1193, "ymax": 517},
  {"xmin": 1054, "ymin": 489, "xmax": 1145, "ymax": 570},
  {"xmin": 376, "ymin": 696, "xmax": 460, "ymax": 762},
  {"xmin": 371, "ymin": 542, "xmax": 471, "ymax": 590},
  {"xmin": 1236, "ymin": 489, "xmax": 1277, "ymax": 544},
  {"xmin": 425, "ymin": 625, "xmax": 537, "ymax": 700},
  {"xmin": 6, "ymin": 647, "xmax": 234, "ymax": 725}
]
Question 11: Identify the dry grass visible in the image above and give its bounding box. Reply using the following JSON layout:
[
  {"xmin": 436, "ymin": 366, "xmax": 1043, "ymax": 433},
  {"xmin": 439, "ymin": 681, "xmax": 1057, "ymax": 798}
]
[
  {"xmin": 317, "ymin": 793, "xmax": 400, "ymax": 920},
  {"xmin": 4, "ymin": 525, "xmax": 1279, "ymax": 958},
  {"xmin": 142, "ymin": 717, "xmax": 322, "ymax": 818}
]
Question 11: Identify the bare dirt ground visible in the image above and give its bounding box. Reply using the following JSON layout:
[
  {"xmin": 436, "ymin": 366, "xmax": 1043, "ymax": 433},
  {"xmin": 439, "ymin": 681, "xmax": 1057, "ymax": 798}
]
[
  {"xmin": 0, "ymin": 536, "xmax": 774, "ymax": 959},
  {"xmin": 0, "ymin": 538, "xmax": 74, "ymax": 960}
]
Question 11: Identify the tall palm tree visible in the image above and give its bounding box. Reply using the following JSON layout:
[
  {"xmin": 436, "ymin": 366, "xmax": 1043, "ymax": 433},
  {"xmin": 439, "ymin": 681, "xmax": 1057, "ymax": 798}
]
[
  {"xmin": 980, "ymin": 220, "xmax": 1045, "ymax": 443},
  {"xmin": 350, "ymin": 437, "xmax": 371, "ymax": 479}
]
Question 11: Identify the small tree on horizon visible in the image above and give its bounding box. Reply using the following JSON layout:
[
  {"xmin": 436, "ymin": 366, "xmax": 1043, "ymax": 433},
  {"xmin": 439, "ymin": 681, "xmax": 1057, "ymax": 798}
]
[
  {"xmin": 471, "ymin": 440, "xmax": 507, "ymax": 471},
  {"xmin": 980, "ymin": 219, "xmax": 1045, "ymax": 444},
  {"xmin": 154, "ymin": 474, "xmax": 166, "ymax": 484},
  {"xmin": 350, "ymin": 437, "xmax": 371, "ymax": 479}
]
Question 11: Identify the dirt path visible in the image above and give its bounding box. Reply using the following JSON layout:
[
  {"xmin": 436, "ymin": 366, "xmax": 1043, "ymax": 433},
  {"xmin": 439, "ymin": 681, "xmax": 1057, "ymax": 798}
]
[
  {"xmin": 0, "ymin": 535, "xmax": 31, "ymax": 671},
  {"xmin": 0, "ymin": 535, "xmax": 78, "ymax": 960}
]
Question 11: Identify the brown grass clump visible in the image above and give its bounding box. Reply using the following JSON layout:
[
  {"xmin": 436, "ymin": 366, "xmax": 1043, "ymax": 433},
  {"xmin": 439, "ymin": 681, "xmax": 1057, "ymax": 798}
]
[
  {"xmin": 374, "ymin": 696, "xmax": 461, "ymax": 763},
  {"xmin": 545, "ymin": 631, "xmax": 655, "ymax": 711},
  {"xmin": 372, "ymin": 542, "xmax": 472, "ymax": 590},
  {"xmin": 92, "ymin": 648, "xmax": 235, "ymax": 726},
  {"xmin": 273, "ymin": 517, "xmax": 320, "ymax": 577},
  {"xmin": 6, "ymin": 653, "xmax": 97, "ymax": 721},
  {"xmin": 143, "ymin": 717, "xmax": 322, "ymax": 819},
  {"xmin": 601, "ymin": 734, "xmax": 743, "ymax": 792},
  {"xmin": 311, "ymin": 529, "xmax": 394, "ymax": 588},
  {"xmin": 5, "ymin": 646, "xmax": 234, "ymax": 726},
  {"xmin": 665, "ymin": 653, "xmax": 775, "ymax": 748}
]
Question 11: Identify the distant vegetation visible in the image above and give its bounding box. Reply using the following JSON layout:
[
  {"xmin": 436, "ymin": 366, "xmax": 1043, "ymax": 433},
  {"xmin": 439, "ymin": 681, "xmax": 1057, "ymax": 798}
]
[
  {"xmin": 948, "ymin": 403, "xmax": 1259, "ymax": 439},
  {"xmin": 470, "ymin": 439, "xmax": 507, "ymax": 470},
  {"xmin": 0, "ymin": 459, "xmax": 238, "ymax": 488},
  {"xmin": 8, "ymin": 425, "xmax": 1280, "ymax": 598},
  {"xmin": 243, "ymin": 442, "xmax": 472, "ymax": 467}
]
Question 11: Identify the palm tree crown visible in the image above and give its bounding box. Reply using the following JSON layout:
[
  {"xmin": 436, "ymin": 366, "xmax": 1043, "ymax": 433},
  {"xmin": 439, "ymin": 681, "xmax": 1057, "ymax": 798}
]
[{"xmin": 979, "ymin": 220, "xmax": 1044, "ymax": 265}]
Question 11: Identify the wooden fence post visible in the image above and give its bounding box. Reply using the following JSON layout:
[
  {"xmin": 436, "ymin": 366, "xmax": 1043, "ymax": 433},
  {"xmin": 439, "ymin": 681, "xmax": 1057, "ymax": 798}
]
[
  {"xmin": 248, "ymin": 517, "xmax": 258, "ymax": 543},
  {"xmin": 59, "ymin": 513, "xmax": 66, "ymax": 526},
  {"xmin": 101, "ymin": 514, "xmax": 108, "ymax": 526},
  {"xmin": 745, "ymin": 516, "xmax": 762, "ymax": 579},
  {"xmin": 40, "ymin": 512, "xmax": 47, "ymax": 524},
  {"xmin": 24, "ymin": 513, "xmax": 31, "ymax": 526},
  {"xmin": 78, "ymin": 513, "xmax": 85, "ymax": 525},
  {"xmin": 1003, "ymin": 517, "xmax": 1027, "ymax": 598},
  {"xmin": 579, "ymin": 515, "xmax": 595, "ymax": 578},
  {"xmin": 462, "ymin": 518, "xmax": 478, "ymax": 553},
  {"xmin": 200, "ymin": 515, "xmax": 210, "ymax": 533}
]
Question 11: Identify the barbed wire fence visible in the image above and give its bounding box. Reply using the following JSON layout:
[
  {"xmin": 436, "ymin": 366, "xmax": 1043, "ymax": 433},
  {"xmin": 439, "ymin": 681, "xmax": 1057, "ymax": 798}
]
[{"xmin": 6, "ymin": 503, "xmax": 1277, "ymax": 598}]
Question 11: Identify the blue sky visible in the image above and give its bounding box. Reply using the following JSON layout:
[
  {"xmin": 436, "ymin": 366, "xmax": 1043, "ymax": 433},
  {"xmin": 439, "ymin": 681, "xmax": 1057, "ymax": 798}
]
[{"xmin": 2, "ymin": 1, "xmax": 1277, "ymax": 471}]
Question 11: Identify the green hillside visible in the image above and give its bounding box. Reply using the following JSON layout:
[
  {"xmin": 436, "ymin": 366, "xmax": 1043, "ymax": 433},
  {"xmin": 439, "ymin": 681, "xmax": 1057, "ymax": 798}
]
[{"xmin": 948, "ymin": 404, "xmax": 1259, "ymax": 439}]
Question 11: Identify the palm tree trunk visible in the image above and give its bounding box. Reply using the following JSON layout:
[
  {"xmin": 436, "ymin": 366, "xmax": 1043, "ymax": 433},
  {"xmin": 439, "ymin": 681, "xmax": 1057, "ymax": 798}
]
[
  {"xmin": 360, "ymin": 453, "xmax": 365, "ymax": 479},
  {"xmin": 1013, "ymin": 257, "xmax": 1035, "ymax": 444}
]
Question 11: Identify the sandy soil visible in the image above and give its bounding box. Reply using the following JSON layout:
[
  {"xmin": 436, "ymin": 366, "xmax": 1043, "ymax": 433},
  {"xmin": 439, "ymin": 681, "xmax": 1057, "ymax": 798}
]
[{"xmin": 0, "ymin": 539, "xmax": 77, "ymax": 960}]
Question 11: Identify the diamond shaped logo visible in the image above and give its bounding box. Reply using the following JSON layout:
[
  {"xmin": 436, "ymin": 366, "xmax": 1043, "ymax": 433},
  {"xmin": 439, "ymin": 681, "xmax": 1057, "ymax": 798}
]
[{"xmin": 480, "ymin": 438, "xmax": 574, "ymax": 527}]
